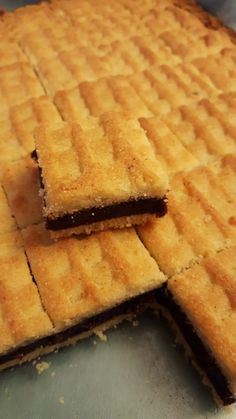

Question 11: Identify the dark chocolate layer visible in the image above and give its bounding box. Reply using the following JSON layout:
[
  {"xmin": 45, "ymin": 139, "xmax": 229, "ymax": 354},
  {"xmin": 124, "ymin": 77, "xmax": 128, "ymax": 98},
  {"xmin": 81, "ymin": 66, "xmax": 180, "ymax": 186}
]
[
  {"xmin": 0, "ymin": 291, "xmax": 154, "ymax": 369},
  {"xmin": 156, "ymin": 285, "xmax": 235, "ymax": 405},
  {"xmin": 47, "ymin": 197, "xmax": 167, "ymax": 231}
]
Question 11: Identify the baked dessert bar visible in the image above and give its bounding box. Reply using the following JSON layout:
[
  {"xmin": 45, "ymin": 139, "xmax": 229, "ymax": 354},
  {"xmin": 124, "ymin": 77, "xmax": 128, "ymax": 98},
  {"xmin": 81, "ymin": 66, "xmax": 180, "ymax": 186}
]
[
  {"xmin": 35, "ymin": 28, "xmax": 232, "ymax": 98},
  {"xmin": 0, "ymin": 0, "xmax": 235, "ymax": 409},
  {"xmin": 138, "ymin": 164, "xmax": 236, "ymax": 277},
  {"xmin": 162, "ymin": 96, "xmax": 236, "ymax": 164},
  {"xmin": 0, "ymin": 229, "xmax": 53, "ymax": 369},
  {"xmin": 2, "ymin": 157, "xmax": 43, "ymax": 229},
  {"xmin": 0, "ymin": 223, "xmax": 165, "ymax": 371},
  {"xmin": 1, "ymin": 3, "xmax": 70, "ymax": 42},
  {"xmin": 54, "ymin": 62, "xmax": 219, "ymax": 128},
  {"xmin": 156, "ymin": 246, "xmax": 236, "ymax": 405},
  {"xmin": 0, "ymin": 96, "xmax": 61, "ymax": 163},
  {"xmin": 0, "ymin": 39, "xmax": 27, "ymax": 67},
  {"xmin": 0, "ymin": 62, "xmax": 45, "ymax": 114},
  {"xmin": 34, "ymin": 113, "xmax": 168, "ymax": 238},
  {"xmin": 191, "ymin": 52, "xmax": 236, "ymax": 91},
  {"xmin": 0, "ymin": 152, "xmax": 166, "ymax": 369},
  {"xmin": 0, "ymin": 185, "xmax": 17, "ymax": 234}
]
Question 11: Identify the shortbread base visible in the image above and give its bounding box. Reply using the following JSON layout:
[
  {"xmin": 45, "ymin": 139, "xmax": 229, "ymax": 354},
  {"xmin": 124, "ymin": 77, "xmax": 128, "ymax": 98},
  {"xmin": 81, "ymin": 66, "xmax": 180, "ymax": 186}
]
[
  {"xmin": 156, "ymin": 286, "xmax": 235, "ymax": 406},
  {"xmin": 0, "ymin": 290, "xmax": 154, "ymax": 371},
  {"xmin": 50, "ymin": 213, "xmax": 157, "ymax": 239}
]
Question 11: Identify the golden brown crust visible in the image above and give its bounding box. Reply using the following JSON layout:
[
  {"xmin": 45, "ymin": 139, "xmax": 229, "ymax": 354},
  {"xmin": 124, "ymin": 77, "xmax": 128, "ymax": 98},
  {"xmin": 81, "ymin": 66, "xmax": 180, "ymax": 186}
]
[
  {"xmin": 0, "ymin": 0, "xmax": 235, "ymax": 395},
  {"xmin": 0, "ymin": 230, "xmax": 53, "ymax": 354},
  {"xmin": 2, "ymin": 157, "xmax": 43, "ymax": 229},
  {"xmin": 54, "ymin": 61, "xmax": 219, "ymax": 126},
  {"xmin": 35, "ymin": 114, "xmax": 168, "ymax": 219},
  {"xmin": 0, "ymin": 62, "xmax": 45, "ymax": 114},
  {"xmin": 162, "ymin": 96, "xmax": 236, "ymax": 165},
  {"xmin": 168, "ymin": 246, "xmax": 236, "ymax": 393},
  {"xmin": 138, "ymin": 166, "xmax": 236, "ymax": 277},
  {"xmin": 0, "ymin": 96, "xmax": 62, "ymax": 162},
  {"xmin": 22, "ymin": 223, "xmax": 165, "ymax": 328}
]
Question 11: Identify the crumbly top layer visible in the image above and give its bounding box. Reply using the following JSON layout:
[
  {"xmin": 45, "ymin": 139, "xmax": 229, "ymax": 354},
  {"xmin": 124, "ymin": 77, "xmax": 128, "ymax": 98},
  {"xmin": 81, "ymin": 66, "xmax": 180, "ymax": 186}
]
[
  {"xmin": 22, "ymin": 223, "xmax": 165, "ymax": 328},
  {"xmin": 2, "ymin": 157, "xmax": 43, "ymax": 229},
  {"xmin": 35, "ymin": 25, "xmax": 232, "ymax": 98},
  {"xmin": 0, "ymin": 230, "xmax": 53, "ymax": 354},
  {"xmin": 0, "ymin": 62, "xmax": 45, "ymax": 114},
  {"xmin": 138, "ymin": 164, "xmax": 236, "ymax": 277},
  {"xmin": 162, "ymin": 96, "xmax": 236, "ymax": 164},
  {"xmin": 54, "ymin": 61, "xmax": 219, "ymax": 127},
  {"xmin": 168, "ymin": 246, "xmax": 236, "ymax": 393},
  {"xmin": 0, "ymin": 0, "xmax": 235, "ymax": 387},
  {"xmin": 35, "ymin": 113, "xmax": 168, "ymax": 217},
  {"xmin": 0, "ymin": 96, "xmax": 62, "ymax": 163}
]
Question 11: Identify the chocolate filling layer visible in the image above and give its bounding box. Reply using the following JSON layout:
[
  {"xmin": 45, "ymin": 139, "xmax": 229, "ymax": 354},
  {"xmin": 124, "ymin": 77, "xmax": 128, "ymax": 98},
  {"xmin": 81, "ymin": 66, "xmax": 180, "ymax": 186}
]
[
  {"xmin": 31, "ymin": 150, "xmax": 167, "ymax": 231},
  {"xmin": 0, "ymin": 291, "xmax": 154, "ymax": 368},
  {"xmin": 47, "ymin": 197, "xmax": 167, "ymax": 231},
  {"xmin": 156, "ymin": 285, "xmax": 235, "ymax": 405}
]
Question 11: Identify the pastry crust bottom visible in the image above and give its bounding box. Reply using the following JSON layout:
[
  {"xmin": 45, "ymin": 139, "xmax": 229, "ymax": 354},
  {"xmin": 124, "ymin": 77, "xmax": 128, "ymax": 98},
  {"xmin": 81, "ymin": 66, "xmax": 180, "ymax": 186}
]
[{"xmin": 0, "ymin": 313, "xmax": 136, "ymax": 372}]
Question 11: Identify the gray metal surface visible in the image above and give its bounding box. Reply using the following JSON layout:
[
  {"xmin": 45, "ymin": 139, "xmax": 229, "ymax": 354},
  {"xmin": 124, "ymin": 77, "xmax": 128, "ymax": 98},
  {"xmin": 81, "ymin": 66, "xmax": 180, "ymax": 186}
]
[
  {"xmin": 0, "ymin": 1, "xmax": 236, "ymax": 418},
  {"xmin": 1, "ymin": 312, "xmax": 236, "ymax": 419}
]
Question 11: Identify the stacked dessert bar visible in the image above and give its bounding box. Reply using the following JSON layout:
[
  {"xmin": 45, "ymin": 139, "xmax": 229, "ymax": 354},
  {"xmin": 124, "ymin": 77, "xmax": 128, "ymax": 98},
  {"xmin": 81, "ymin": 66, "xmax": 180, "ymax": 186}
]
[{"xmin": 0, "ymin": 0, "xmax": 236, "ymax": 407}]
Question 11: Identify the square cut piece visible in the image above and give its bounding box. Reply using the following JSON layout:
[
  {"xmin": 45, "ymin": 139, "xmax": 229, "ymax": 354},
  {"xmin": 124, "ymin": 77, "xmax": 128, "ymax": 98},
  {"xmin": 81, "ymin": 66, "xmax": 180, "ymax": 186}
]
[
  {"xmin": 22, "ymin": 223, "xmax": 165, "ymax": 328},
  {"xmin": 157, "ymin": 246, "xmax": 236, "ymax": 405},
  {"xmin": 0, "ymin": 230, "xmax": 53, "ymax": 369},
  {"xmin": 34, "ymin": 113, "xmax": 168, "ymax": 238}
]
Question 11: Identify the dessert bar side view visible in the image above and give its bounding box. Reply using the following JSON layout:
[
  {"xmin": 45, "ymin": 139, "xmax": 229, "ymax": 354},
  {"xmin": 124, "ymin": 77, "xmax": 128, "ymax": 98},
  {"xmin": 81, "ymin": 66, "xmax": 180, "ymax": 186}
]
[
  {"xmin": 0, "ymin": 0, "xmax": 236, "ymax": 409},
  {"xmin": 34, "ymin": 114, "xmax": 168, "ymax": 238}
]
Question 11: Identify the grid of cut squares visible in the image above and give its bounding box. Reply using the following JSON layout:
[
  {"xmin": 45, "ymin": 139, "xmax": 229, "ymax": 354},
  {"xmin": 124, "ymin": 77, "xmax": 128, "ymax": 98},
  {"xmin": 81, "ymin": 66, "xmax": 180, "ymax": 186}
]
[
  {"xmin": 0, "ymin": 40, "xmax": 27, "ymax": 67},
  {"xmin": 0, "ymin": 96, "xmax": 62, "ymax": 163},
  {"xmin": 191, "ymin": 51, "xmax": 236, "ymax": 91},
  {"xmin": 0, "ymin": 0, "xmax": 235, "ymax": 403},
  {"xmin": 54, "ymin": 61, "xmax": 220, "ymax": 127},
  {"xmin": 35, "ymin": 28, "xmax": 234, "ymax": 97},
  {"xmin": 2, "ymin": 3, "xmax": 70, "ymax": 41},
  {"xmin": 19, "ymin": 3, "xmax": 225, "ymax": 68},
  {"xmin": 161, "ymin": 98, "xmax": 236, "ymax": 164},
  {"xmin": 142, "ymin": 4, "xmax": 209, "ymax": 35}
]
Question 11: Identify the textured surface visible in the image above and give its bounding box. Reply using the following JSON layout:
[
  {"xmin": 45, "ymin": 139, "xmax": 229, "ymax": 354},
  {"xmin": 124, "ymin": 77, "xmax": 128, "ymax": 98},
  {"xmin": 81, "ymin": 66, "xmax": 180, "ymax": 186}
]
[
  {"xmin": 0, "ymin": 62, "xmax": 45, "ymax": 114},
  {"xmin": 2, "ymin": 157, "xmax": 43, "ymax": 229},
  {"xmin": 54, "ymin": 62, "xmax": 220, "ymax": 126},
  {"xmin": 138, "ymin": 166, "xmax": 236, "ymax": 277},
  {"xmin": 162, "ymin": 96, "xmax": 236, "ymax": 164},
  {"xmin": 1, "ymin": 154, "xmax": 166, "ymax": 357},
  {"xmin": 0, "ymin": 96, "xmax": 61, "ymax": 162},
  {"xmin": 22, "ymin": 223, "xmax": 165, "ymax": 327},
  {"xmin": 0, "ymin": 0, "xmax": 236, "ymax": 415},
  {"xmin": 35, "ymin": 115, "xmax": 168, "ymax": 217},
  {"xmin": 0, "ymin": 230, "xmax": 53, "ymax": 354},
  {"xmin": 167, "ymin": 246, "xmax": 236, "ymax": 393}
]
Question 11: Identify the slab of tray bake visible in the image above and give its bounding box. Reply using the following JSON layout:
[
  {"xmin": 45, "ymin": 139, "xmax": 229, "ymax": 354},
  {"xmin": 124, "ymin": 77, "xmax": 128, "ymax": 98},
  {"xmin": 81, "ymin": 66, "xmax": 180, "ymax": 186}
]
[{"xmin": 0, "ymin": 1, "xmax": 236, "ymax": 419}]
